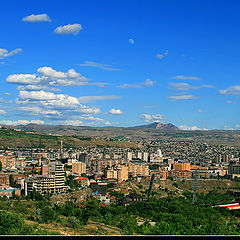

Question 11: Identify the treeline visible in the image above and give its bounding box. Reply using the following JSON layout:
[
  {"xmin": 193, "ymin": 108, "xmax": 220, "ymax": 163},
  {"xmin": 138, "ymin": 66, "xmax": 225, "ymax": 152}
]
[{"xmin": 0, "ymin": 190, "xmax": 240, "ymax": 235}]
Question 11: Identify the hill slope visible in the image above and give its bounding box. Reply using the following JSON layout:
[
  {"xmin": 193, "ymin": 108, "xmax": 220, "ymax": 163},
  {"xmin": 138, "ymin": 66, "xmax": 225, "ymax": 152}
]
[
  {"xmin": 132, "ymin": 122, "xmax": 179, "ymax": 130},
  {"xmin": 0, "ymin": 127, "xmax": 141, "ymax": 149}
]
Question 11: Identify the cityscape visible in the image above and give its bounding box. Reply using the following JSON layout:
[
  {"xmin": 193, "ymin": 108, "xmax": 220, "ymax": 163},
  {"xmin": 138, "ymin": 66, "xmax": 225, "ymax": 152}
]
[{"xmin": 1, "ymin": 0, "xmax": 240, "ymax": 236}]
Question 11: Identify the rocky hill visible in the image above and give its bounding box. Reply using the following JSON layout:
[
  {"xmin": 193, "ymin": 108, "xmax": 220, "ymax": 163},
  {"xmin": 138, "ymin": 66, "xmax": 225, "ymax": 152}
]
[{"xmin": 131, "ymin": 122, "xmax": 179, "ymax": 130}]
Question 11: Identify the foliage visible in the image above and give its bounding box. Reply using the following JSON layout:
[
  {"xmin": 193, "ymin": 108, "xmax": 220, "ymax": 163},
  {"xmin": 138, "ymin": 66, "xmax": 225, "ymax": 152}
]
[
  {"xmin": 0, "ymin": 210, "xmax": 34, "ymax": 235},
  {"xmin": 0, "ymin": 190, "xmax": 240, "ymax": 235},
  {"xmin": 9, "ymin": 174, "xmax": 21, "ymax": 189},
  {"xmin": 65, "ymin": 175, "xmax": 81, "ymax": 190}
]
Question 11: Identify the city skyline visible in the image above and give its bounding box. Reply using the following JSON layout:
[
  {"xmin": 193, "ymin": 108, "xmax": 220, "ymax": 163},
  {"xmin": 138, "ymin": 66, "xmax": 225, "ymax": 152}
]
[{"xmin": 0, "ymin": 0, "xmax": 240, "ymax": 130}]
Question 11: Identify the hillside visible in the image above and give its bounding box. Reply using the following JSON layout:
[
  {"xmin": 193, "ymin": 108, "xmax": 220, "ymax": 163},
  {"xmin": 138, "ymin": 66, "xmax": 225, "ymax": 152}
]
[
  {"xmin": 0, "ymin": 128, "xmax": 141, "ymax": 149},
  {"xmin": 131, "ymin": 122, "xmax": 179, "ymax": 130},
  {"xmin": 8, "ymin": 123, "xmax": 240, "ymax": 147}
]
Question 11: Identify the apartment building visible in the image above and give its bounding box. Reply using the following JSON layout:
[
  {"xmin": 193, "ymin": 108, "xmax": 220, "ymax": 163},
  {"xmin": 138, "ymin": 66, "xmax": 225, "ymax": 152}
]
[
  {"xmin": 72, "ymin": 162, "xmax": 86, "ymax": 175},
  {"xmin": 127, "ymin": 163, "xmax": 149, "ymax": 177},
  {"xmin": 25, "ymin": 160, "xmax": 66, "ymax": 195}
]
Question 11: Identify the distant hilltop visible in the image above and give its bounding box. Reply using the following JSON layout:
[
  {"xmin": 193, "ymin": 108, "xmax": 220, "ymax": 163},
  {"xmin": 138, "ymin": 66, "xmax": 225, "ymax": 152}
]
[{"xmin": 131, "ymin": 122, "xmax": 180, "ymax": 130}]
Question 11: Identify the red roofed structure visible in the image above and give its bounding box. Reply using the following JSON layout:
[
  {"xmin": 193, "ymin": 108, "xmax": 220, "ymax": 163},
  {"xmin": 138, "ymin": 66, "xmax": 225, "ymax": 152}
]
[{"xmin": 218, "ymin": 203, "xmax": 240, "ymax": 210}]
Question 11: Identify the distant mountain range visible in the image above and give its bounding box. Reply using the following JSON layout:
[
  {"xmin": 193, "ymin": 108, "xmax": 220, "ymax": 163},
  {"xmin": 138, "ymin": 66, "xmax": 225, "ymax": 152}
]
[
  {"xmin": 1, "ymin": 122, "xmax": 240, "ymax": 147},
  {"xmin": 131, "ymin": 122, "xmax": 179, "ymax": 130},
  {"xmin": 10, "ymin": 122, "xmax": 179, "ymax": 134}
]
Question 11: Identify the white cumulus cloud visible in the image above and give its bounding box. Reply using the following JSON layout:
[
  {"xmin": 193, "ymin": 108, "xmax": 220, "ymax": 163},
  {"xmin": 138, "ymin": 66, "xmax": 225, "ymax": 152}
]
[
  {"xmin": 109, "ymin": 109, "xmax": 123, "ymax": 115},
  {"xmin": 7, "ymin": 66, "xmax": 89, "ymax": 86},
  {"xmin": 141, "ymin": 113, "xmax": 166, "ymax": 123},
  {"xmin": 179, "ymin": 125, "xmax": 208, "ymax": 130},
  {"xmin": 54, "ymin": 24, "xmax": 82, "ymax": 35},
  {"xmin": 0, "ymin": 119, "xmax": 44, "ymax": 126},
  {"xmin": 22, "ymin": 13, "xmax": 51, "ymax": 22}
]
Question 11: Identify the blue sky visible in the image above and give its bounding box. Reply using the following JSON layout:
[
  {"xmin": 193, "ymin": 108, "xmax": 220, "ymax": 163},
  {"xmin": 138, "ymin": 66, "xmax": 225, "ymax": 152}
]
[{"xmin": 0, "ymin": 0, "xmax": 240, "ymax": 130}]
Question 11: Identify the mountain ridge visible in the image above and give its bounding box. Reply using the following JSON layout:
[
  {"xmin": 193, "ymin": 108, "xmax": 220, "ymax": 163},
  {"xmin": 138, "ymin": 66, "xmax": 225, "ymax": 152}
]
[{"xmin": 130, "ymin": 122, "xmax": 179, "ymax": 130}]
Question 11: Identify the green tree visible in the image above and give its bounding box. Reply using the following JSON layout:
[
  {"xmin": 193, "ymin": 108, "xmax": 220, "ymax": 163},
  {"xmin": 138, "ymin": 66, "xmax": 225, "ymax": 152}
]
[{"xmin": 0, "ymin": 210, "xmax": 34, "ymax": 235}]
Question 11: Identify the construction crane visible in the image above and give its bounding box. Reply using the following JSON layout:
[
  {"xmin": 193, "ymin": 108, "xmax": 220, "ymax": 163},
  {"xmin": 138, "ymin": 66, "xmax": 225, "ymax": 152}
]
[{"xmin": 147, "ymin": 174, "xmax": 155, "ymax": 198}]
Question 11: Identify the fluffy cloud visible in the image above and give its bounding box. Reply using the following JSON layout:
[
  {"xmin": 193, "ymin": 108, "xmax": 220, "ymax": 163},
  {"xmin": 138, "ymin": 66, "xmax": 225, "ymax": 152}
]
[
  {"xmin": 0, "ymin": 119, "xmax": 44, "ymax": 126},
  {"xmin": 78, "ymin": 95, "xmax": 120, "ymax": 103},
  {"xmin": 19, "ymin": 106, "xmax": 61, "ymax": 116},
  {"xmin": 179, "ymin": 125, "xmax": 208, "ymax": 130},
  {"xmin": 169, "ymin": 82, "xmax": 214, "ymax": 91},
  {"xmin": 7, "ymin": 67, "xmax": 89, "ymax": 86},
  {"xmin": 141, "ymin": 113, "xmax": 165, "ymax": 123},
  {"xmin": 168, "ymin": 95, "xmax": 198, "ymax": 100},
  {"xmin": 7, "ymin": 74, "xmax": 40, "ymax": 85},
  {"xmin": 0, "ymin": 48, "xmax": 22, "ymax": 59},
  {"xmin": 79, "ymin": 61, "xmax": 120, "ymax": 71},
  {"xmin": 54, "ymin": 24, "xmax": 82, "ymax": 35},
  {"xmin": 17, "ymin": 90, "xmax": 100, "ymax": 115},
  {"xmin": 17, "ymin": 85, "xmax": 60, "ymax": 92},
  {"xmin": 19, "ymin": 90, "xmax": 58, "ymax": 100},
  {"xmin": 170, "ymin": 76, "xmax": 201, "ymax": 80},
  {"xmin": 219, "ymin": 85, "xmax": 240, "ymax": 96},
  {"xmin": 22, "ymin": 13, "xmax": 51, "ymax": 22},
  {"xmin": 109, "ymin": 109, "xmax": 123, "ymax": 115}
]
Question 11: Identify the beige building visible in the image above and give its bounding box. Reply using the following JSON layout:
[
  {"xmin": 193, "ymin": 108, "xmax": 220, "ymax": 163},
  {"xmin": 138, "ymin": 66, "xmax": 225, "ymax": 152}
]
[
  {"xmin": 72, "ymin": 162, "xmax": 86, "ymax": 175},
  {"xmin": 105, "ymin": 168, "xmax": 118, "ymax": 179},
  {"xmin": 105, "ymin": 165, "xmax": 129, "ymax": 182},
  {"xmin": 127, "ymin": 163, "xmax": 149, "ymax": 177}
]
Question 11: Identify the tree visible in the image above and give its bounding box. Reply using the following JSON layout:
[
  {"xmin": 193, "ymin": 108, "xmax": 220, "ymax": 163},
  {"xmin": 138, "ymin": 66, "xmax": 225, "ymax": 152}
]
[{"xmin": 0, "ymin": 210, "xmax": 34, "ymax": 235}]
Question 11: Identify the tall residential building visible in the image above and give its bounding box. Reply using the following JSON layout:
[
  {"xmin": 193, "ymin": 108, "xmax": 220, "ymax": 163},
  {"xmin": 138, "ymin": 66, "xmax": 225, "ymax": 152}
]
[
  {"xmin": 216, "ymin": 154, "xmax": 222, "ymax": 163},
  {"xmin": 104, "ymin": 165, "xmax": 128, "ymax": 182},
  {"xmin": 137, "ymin": 152, "xmax": 142, "ymax": 160},
  {"xmin": 72, "ymin": 162, "xmax": 86, "ymax": 175},
  {"xmin": 25, "ymin": 160, "xmax": 66, "ymax": 195},
  {"xmin": 127, "ymin": 152, "xmax": 132, "ymax": 162},
  {"xmin": 143, "ymin": 152, "xmax": 149, "ymax": 162}
]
